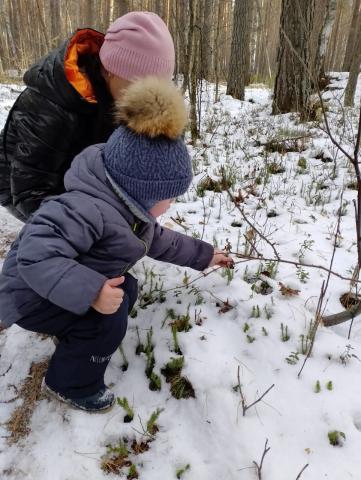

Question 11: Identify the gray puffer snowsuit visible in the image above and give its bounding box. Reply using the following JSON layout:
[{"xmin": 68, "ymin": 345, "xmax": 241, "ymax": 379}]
[{"xmin": 0, "ymin": 144, "xmax": 214, "ymax": 328}]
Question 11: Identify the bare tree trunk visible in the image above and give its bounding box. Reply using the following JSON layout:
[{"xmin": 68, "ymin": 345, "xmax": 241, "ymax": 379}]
[
  {"xmin": 181, "ymin": 1, "xmax": 192, "ymax": 93},
  {"xmin": 272, "ymin": 0, "xmax": 315, "ymax": 119},
  {"xmin": 343, "ymin": 0, "xmax": 361, "ymax": 71},
  {"xmin": 314, "ymin": 0, "xmax": 337, "ymax": 85},
  {"xmin": 227, "ymin": 0, "xmax": 253, "ymax": 100},
  {"xmin": 188, "ymin": 0, "xmax": 199, "ymax": 140},
  {"xmin": 254, "ymin": 0, "xmax": 272, "ymax": 82},
  {"xmin": 214, "ymin": 0, "xmax": 222, "ymax": 100},
  {"xmin": 344, "ymin": 15, "xmax": 361, "ymax": 106},
  {"xmin": 200, "ymin": 0, "xmax": 213, "ymax": 80},
  {"xmin": 50, "ymin": 0, "xmax": 62, "ymax": 48}
]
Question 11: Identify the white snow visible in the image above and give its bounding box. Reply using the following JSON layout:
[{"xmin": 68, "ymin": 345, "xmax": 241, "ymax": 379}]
[{"xmin": 1, "ymin": 75, "xmax": 361, "ymax": 479}]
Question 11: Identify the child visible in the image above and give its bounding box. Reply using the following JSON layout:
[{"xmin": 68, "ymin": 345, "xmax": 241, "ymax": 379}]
[{"xmin": 0, "ymin": 77, "xmax": 232, "ymax": 412}]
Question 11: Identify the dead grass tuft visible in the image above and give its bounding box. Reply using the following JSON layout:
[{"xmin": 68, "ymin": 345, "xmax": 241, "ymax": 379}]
[
  {"xmin": 6, "ymin": 360, "xmax": 48, "ymax": 444},
  {"xmin": 0, "ymin": 232, "xmax": 17, "ymax": 259}
]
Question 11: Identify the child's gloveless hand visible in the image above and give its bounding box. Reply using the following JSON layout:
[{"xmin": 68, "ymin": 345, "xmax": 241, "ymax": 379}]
[
  {"xmin": 92, "ymin": 276, "xmax": 125, "ymax": 314},
  {"xmin": 208, "ymin": 249, "xmax": 234, "ymax": 268}
]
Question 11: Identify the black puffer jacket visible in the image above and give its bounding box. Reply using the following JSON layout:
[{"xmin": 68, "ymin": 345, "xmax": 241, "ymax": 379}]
[{"xmin": 0, "ymin": 29, "xmax": 115, "ymax": 221}]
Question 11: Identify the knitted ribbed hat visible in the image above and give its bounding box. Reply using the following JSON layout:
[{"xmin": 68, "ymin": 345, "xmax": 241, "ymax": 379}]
[
  {"xmin": 103, "ymin": 77, "xmax": 192, "ymax": 210},
  {"xmin": 99, "ymin": 12, "xmax": 175, "ymax": 81}
]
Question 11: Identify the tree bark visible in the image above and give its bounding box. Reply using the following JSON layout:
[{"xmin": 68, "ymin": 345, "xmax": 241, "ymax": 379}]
[
  {"xmin": 50, "ymin": 0, "xmax": 62, "ymax": 48},
  {"xmin": 227, "ymin": 0, "xmax": 253, "ymax": 100},
  {"xmin": 272, "ymin": 0, "xmax": 315, "ymax": 119},
  {"xmin": 344, "ymin": 14, "xmax": 361, "ymax": 106},
  {"xmin": 343, "ymin": 0, "xmax": 361, "ymax": 71},
  {"xmin": 113, "ymin": 0, "xmax": 129, "ymax": 19},
  {"xmin": 188, "ymin": 0, "xmax": 199, "ymax": 140},
  {"xmin": 313, "ymin": 0, "xmax": 337, "ymax": 85},
  {"xmin": 200, "ymin": 0, "xmax": 213, "ymax": 80},
  {"xmin": 214, "ymin": 0, "xmax": 222, "ymax": 100}
]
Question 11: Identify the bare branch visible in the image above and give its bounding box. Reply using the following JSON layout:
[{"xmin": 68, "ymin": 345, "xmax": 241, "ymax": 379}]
[
  {"xmin": 237, "ymin": 366, "xmax": 275, "ymax": 416},
  {"xmin": 0, "ymin": 364, "xmax": 12, "ymax": 377},
  {"xmin": 226, "ymin": 189, "xmax": 280, "ymax": 259},
  {"xmin": 252, "ymin": 439, "xmax": 271, "ymax": 480},
  {"xmin": 298, "ymin": 196, "xmax": 343, "ymax": 376},
  {"xmin": 230, "ymin": 253, "xmax": 361, "ymax": 284},
  {"xmin": 322, "ymin": 302, "xmax": 361, "ymax": 327},
  {"xmin": 295, "ymin": 463, "xmax": 309, "ymax": 480}
]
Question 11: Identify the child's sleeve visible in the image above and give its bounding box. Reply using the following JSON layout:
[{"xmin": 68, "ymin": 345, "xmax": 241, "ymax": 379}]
[
  {"xmin": 16, "ymin": 197, "xmax": 107, "ymax": 315},
  {"xmin": 147, "ymin": 222, "xmax": 214, "ymax": 271}
]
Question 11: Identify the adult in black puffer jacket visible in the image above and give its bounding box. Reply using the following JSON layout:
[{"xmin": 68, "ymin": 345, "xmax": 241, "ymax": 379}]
[{"xmin": 0, "ymin": 11, "xmax": 175, "ymax": 221}]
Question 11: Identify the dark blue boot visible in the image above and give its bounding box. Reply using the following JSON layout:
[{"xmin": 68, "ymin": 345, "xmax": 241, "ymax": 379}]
[{"xmin": 43, "ymin": 381, "xmax": 115, "ymax": 412}]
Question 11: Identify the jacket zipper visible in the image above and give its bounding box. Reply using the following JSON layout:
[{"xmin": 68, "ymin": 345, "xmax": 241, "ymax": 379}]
[{"xmin": 120, "ymin": 223, "xmax": 149, "ymax": 275}]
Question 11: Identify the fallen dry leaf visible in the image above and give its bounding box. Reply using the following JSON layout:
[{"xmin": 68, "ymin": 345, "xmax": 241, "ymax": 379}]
[{"xmin": 278, "ymin": 282, "xmax": 300, "ymax": 297}]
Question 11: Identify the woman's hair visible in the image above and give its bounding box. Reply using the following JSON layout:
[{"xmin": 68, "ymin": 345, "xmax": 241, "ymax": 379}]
[{"xmin": 78, "ymin": 53, "xmax": 115, "ymax": 143}]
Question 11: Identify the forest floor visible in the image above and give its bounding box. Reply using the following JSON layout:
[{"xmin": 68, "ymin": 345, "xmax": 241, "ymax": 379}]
[{"xmin": 1, "ymin": 75, "xmax": 361, "ymax": 480}]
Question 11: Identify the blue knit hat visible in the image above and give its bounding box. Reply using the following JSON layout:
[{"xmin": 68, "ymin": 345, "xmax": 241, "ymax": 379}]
[{"xmin": 103, "ymin": 77, "xmax": 192, "ymax": 210}]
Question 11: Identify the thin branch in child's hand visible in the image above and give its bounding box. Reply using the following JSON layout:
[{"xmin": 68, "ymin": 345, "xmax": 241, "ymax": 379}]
[{"xmin": 231, "ymin": 252, "xmax": 361, "ymax": 284}]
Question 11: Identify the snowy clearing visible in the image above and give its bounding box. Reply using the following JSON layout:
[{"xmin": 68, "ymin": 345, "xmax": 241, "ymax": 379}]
[{"xmin": 1, "ymin": 75, "xmax": 361, "ymax": 479}]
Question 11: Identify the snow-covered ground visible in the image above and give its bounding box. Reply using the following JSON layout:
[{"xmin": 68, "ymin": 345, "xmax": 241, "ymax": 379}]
[{"xmin": 1, "ymin": 75, "xmax": 361, "ymax": 479}]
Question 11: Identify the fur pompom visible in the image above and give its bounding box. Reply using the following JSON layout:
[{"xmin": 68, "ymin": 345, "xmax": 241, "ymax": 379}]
[{"xmin": 114, "ymin": 77, "xmax": 187, "ymax": 139}]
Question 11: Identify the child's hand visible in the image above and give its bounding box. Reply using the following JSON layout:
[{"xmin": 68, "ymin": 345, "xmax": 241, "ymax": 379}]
[
  {"xmin": 92, "ymin": 277, "xmax": 125, "ymax": 314},
  {"xmin": 208, "ymin": 249, "xmax": 234, "ymax": 268}
]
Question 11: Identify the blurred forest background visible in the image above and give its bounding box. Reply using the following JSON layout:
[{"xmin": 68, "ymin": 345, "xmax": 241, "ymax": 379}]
[{"xmin": 1, "ymin": 0, "xmax": 361, "ymax": 128}]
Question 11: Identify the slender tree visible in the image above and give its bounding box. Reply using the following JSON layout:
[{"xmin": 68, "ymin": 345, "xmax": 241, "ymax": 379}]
[
  {"xmin": 200, "ymin": 0, "xmax": 213, "ymax": 80},
  {"xmin": 313, "ymin": 0, "xmax": 337, "ymax": 85},
  {"xmin": 272, "ymin": 0, "xmax": 315, "ymax": 119},
  {"xmin": 227, "ymin": 0, "xmax": 253, "ymax": 100},
  {"xmin": 342, "ymin": 0, "xmax": 361, "ymax": 71},
  {"xmin": 344, "ymin": 13, "xmax": 361, "ymax": 106}
]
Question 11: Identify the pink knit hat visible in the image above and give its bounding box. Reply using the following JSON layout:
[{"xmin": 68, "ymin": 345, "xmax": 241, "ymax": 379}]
[{"xmin": 99, "ymin": 12, "xmax": 175, "ymax": 81}]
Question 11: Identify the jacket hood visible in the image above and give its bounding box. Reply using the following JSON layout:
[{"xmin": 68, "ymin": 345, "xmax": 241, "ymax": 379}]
[
  {"xmin": 23, "ymin": 29, "xmax": 104, "ymax": 112},
  {"xmin": 63, "ymin": 144, "xmax": 152, "ymax": 224}
]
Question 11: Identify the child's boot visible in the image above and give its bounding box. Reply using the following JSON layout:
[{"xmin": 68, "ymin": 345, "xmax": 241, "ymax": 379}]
[{"xmin": 43, "ymin": 381, "xmax": 115, "ymax": 412}]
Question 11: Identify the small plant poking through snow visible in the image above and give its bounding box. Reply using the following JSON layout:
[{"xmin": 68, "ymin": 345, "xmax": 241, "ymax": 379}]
[
  {"xmin": 314, "ymin": 380, "xmax": 321, "ymax": 393},
  {"xmin": 135, "ymin": 326, "xmax": 145, "ymax": 355},
  {"xmin": 328, "ymin": 430, "xmax": 346, "ymax": 447},
  {"xmin": 145, "ymin": 328, "xmax": 155, "ymax": 377},
  {"xmin": 170, "ymin": 306, "xmax": 192, "ymax": 333},
  {"xmin": 140, "ymin": 327, "xmax": 162, "ymax": 391},
  {"xmin": 286, "ymin": 352, "xmax": 300, "ymax": 365},
  {"xmin": 161, "ymin": 356, "xmax": 196, "ymax": 399},
  {"xmin": 149, "ymin": 371, "xmax": 162, "ymax": 391},
  {"xmin": 101, "ymin": 408, "xmax": 163, "ymax": 475},
  {"xmin": 172, "ymin": 324, "xmax": 182, "ymax": 355},
  {"xmin": 146, "ymin": 408, "xmax": 164, "ymax": 436},
  {"xmin": 127, "ymin": 464, "xmax": 139, "ymax": 479},
  {"xmin": 280, "ymin": 323, "xmax": 290, "ymax": 342},
  {"xmin": 101, "ymin": 440, "xmax": 131, "ymax": 475},
  {"xmin": 339, "ymin": 344, "xmax": 361, "ymax": 366},
  {"xmin": 117, "ymin": 397, "xmax": 134, "ymax": 423},
  {"xmin": 176, "ymin": 464, "xmax": 191, "ymax": 479}
]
